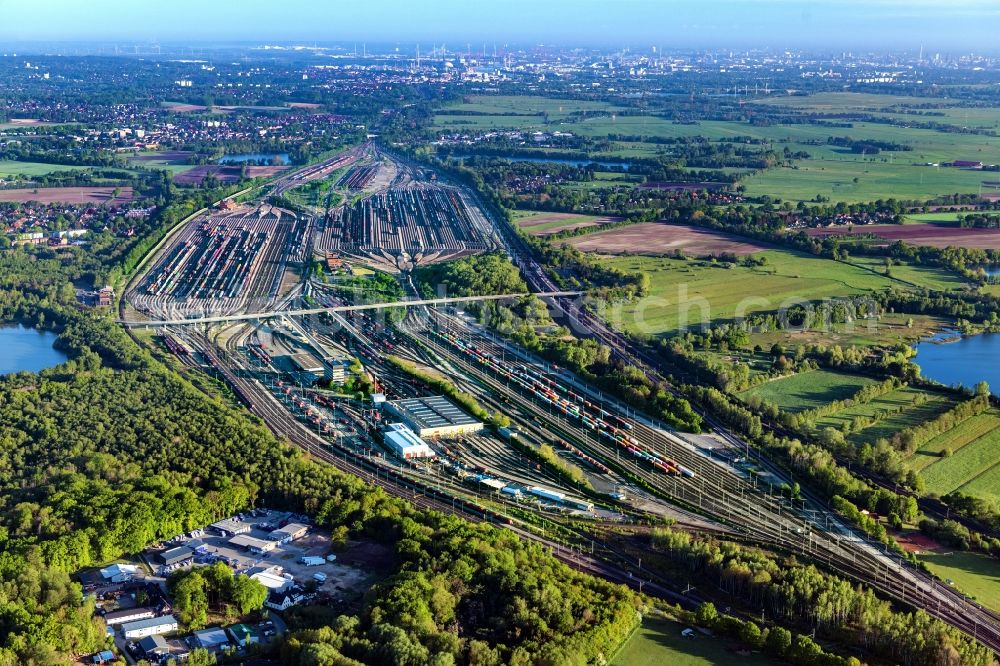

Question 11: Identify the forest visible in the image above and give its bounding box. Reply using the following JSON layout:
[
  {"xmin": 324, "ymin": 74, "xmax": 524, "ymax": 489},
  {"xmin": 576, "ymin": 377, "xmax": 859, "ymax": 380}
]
[{"xmin": 0, "ymin": 240, "xmax": 641, "ymax": 665}]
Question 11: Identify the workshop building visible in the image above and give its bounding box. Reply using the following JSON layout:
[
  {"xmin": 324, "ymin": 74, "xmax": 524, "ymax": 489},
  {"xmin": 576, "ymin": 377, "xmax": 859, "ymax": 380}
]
[{"xmin": 384, "ymin": 396, "xmax": 483, "ymax": 438}]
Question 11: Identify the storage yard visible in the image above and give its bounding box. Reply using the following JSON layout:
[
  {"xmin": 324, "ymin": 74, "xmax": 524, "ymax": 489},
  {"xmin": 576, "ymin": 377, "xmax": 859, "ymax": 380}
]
[
  {"xmin": 131, "ymin": 203, "xmax": 305, "ymax": 317},
  {"xmin": 316, "ymin": 186, "xmax": 494, "ymax": 271}
]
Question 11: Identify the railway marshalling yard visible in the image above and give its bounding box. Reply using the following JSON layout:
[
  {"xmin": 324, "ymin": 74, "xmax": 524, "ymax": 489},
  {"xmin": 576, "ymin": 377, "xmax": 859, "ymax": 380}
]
[{"xmin": 124, "ymin": 145, "xmax": 1000, "ymax": 654}]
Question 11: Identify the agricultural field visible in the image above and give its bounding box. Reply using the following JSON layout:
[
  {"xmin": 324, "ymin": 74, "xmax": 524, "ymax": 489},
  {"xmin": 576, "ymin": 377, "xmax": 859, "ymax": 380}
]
[
  {"xmin": 514, "ymin": 211, "xmax": 620, "ymax": 236},
  {"xmin": 565, "ymin": 222, "xmax": 771, "ymax": 256},
  {"xmin": 844, "ymin": 256, "xmax": 969, "ymax": 291},
  {"xmin": 595, "ymin": 249, "xmax": 910, "ymax": 335},
  {"xmin": 440, "ymin": 94, "xmax": 1000, "ymax": 202},
  {"xmin": 751, "ymin": 92, "xmax": 952, "ymax": 112},
  {"xmin": 0, "ymin": 160, "xmax": 93, "ymax": 177},
  {"xmin": 739, "ymin": 370, "xmax": 877, "ymax": 413},
  {"xmin": 0, "ymin": 119, "xmax": 61, "ymax": 130},
  {"xmin": 434, "ymin": 95, "xmax": 628, "ymax": 131},
  {"xmin": 902, "ymin": 212, "xmax": 963, "ymax": 224},
  {"xmin": 910, "ymin": 412, "xmax": 1000, "ymax": 500},
  {"xmin": 919, "ymin": 551, "xmax": 1000, "ymax": 614},
  {"xmin": 611, "ymin": 615, "xmax": 778, "ymax": 666},
  {"xmin": 126, "ymin": 150, "xmax": 199, "ymax": 175},
  {"xmin": 571, "ymin": 115, "xmax": 1000, "ymax": 202},
  {"xmin": 173, "ymin": 164, "xmax": 287, "ymax": 186},
  {"xmin": 0, "ymin": 186, "xmax": 134, "ymax": 204},
  {"xmin": 805, "ymin": 223, "xmax": 1000, "ymax": 250},
  {"xmin": 814, "ymin": 385, "xmax": 957, "ymax": 447}
]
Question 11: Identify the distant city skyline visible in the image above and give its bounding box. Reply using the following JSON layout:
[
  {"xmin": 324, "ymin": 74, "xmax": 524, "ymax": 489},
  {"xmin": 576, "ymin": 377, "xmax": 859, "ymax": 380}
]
[{"xmin": 0, "ymin": 0, "xmax": 995, "ymax": 52}]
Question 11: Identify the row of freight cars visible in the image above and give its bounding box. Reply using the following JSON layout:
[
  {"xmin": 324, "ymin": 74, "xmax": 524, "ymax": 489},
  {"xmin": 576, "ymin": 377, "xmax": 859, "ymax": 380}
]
[
  {"xmin": 337, "ymin": 164, "xmax": 379, "ymax": 190},
  {"xmin": 247, "ymin": 343, "xmax": 272, "ymax": 366},
  {"xmin": 434, "ymin": 329, "xmax": 695, "ymax": 479},
  {"xmin": 499, "ymin": 427, "xmax": 611, "ymax": 475}
]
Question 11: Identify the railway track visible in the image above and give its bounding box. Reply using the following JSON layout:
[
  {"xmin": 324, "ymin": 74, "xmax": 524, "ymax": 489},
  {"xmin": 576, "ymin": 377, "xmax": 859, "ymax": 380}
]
[
  {"xmin": 182, "ymin": 328, "xmax": 729, "ymax": 609},
  {"xmin": 463, "ymin": 180, "xmax": 1000, "ymax": 650}
]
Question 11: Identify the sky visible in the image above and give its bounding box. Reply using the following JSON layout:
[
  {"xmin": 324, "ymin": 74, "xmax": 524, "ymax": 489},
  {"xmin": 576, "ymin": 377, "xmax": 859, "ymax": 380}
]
[{"xmin": 0, "ymin": 0, "xmax": 996, "ymax": 52}]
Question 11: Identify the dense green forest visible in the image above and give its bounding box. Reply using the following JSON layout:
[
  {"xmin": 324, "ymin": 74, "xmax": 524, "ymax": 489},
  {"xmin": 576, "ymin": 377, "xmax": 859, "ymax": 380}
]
[{"xmin": 0, "ymin": 242, "xmax": 641, "ymax": 664}]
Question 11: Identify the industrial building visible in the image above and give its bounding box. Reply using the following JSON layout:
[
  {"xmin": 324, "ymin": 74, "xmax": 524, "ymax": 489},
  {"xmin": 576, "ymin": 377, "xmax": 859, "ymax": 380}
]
[
  {"xmin": 211, "ymin": 518, "xmax": 251, "ymax": 536},
  {"xmin": 193, "ymin": 626, "xmax": 231, "ymax": 651},
  {"xmin": 249, "ymin": 566, "xmax": 293, "ymax": 593},
  {"xmin": 228, "ymin": 623, "xmax": 260, "ymax": 648},
  {"xmin": 290, "ymin": 352, "xmax": 324, "ymax": 374},
  {"xmin": 158, "ymin": 546, "xmax": 194, "ymax": 567},
  {"xmin": 99, "ymin": 563, "xmax": 139, "ymax": 583},
  {"xmin": 384, "ymin": 396, "xmax": 483, "ymax": 438},
  {"xmin": 103, "ymin": 607, "xmax": 156, "ymax": 626},
  {"xmin": 228, "ymin": 534, "xmax": 278, "ymax": 554},
  {"xmin": 121, "ymin": 614, "xmax": 177, "ymax": 639},
  {"xmin": 383, "ymin": 423, "xmax": 437, "ymax": 459},
  {"xmin": 269, "ymin": 522, "xmax": 309, "ymax": 543},
  {"xmin": 137, "ymin": 635, "xmax": 171, "ymax": 661}
]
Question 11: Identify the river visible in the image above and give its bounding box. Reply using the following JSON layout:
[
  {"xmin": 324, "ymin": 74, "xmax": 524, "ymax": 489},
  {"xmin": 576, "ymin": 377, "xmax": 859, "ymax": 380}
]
[
  {"xmin": 0, "ymin": 324, "xmax": 67, "ymax": 375},
  {"xmin": 913, "ymin": 332, "xmax": 1000, "ymax": 393}
]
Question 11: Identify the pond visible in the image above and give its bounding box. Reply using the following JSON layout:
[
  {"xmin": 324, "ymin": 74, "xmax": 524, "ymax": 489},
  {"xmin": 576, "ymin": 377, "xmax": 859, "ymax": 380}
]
[
  {"xmin": 218, "ymin": 152, "xmax": 291, "ymax": 165},
  {"xmin": 0, "ymin": 324, "xmax": 67, "ymax": 375},
  {"xmin": 450, "ymin": 154, "xmax": 632, "ymax": 170},
  {"xmin": 913, "ymin": 332, "xmax": 1000, "ymax": 394}
]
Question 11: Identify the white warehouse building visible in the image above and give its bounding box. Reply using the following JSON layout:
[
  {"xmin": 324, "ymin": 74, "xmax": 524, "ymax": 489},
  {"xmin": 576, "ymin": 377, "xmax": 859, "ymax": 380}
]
[
  {"xmin": 383, "ymin": 423, "xmax": 436, "ymax": 459},
  {"xmin": 121, "ymin": 614, "xmax": 178, "ymax": 639}
]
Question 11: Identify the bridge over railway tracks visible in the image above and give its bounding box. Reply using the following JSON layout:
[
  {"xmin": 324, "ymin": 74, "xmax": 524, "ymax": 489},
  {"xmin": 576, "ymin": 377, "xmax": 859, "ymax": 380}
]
[
  {"xmin": 119, "ymin": 290, "xmax": 582, "ymax": 327},
  {"xmin": 118, "ymin": 291, "xmax": 583, "ymax": 328}
]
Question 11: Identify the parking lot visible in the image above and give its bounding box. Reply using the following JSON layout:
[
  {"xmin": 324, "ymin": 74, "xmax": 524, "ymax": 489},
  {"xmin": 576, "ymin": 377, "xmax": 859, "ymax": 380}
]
[{"xmin": 160, "ymin": 510, "xmax": 371, "ymax": 595}]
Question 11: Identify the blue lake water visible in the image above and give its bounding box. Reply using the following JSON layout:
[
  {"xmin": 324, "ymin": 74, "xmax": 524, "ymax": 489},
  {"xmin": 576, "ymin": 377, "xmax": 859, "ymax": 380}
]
[
  {"xmin": 913, "ymin": 333, "xmax": 1000, "ymax": 393},
  {"xmin": 0, "ymin": 325, "xmax": 67, "ymax": 375},
  {"xmin": 219, "ymin": 153, "xmax": 291, "ymax": 165},
  {"xmin": 981, "ymin": 265, "xmax": 1000, "ymax": 278}
]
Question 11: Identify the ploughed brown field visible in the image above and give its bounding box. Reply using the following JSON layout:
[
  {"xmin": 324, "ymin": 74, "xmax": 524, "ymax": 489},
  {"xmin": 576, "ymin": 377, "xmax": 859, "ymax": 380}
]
[
  {"xmin": 0, "ymin": 186, "xmax": 134, "ymax": 204},
  {"xmin": 517, "ymin": 212, "xmax": 620, "ymax": 236},
  {"xmin": 805, "ymin": 224, "xmax": 1000, "ymax": 249},
  {"xmin": 173, "ymin": 165, "xmax": 287, "ymax": 186},
  {"xmin": 562, "ymin": 222, "xmax": 771, "ymax": 256}
]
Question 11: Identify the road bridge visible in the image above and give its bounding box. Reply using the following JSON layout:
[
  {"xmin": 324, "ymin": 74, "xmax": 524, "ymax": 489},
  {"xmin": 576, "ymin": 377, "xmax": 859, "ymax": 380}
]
[{"xmin": 120, "ymin": 291, "xmax": 582, "ymax": 328}]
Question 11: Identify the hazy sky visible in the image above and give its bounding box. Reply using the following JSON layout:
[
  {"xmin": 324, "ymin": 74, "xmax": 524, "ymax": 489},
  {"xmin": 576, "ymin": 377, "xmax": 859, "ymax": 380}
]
[{"xmin": 0, "ymin": 0, "xmax": 995, "ymax": 52}]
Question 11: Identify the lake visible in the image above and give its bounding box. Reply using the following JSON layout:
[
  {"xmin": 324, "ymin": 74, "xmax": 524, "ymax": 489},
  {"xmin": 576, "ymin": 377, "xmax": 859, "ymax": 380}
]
[
  {"xmin": 914, "ymin": 332, "xmax": 1000, "ymax": 393},
  {"xmin": 450, "ymin": 154, "xmax": 632, "ymax": 170},
  {"xmin": 219, "ymin": 152, "xmax": 291, "ymax": 165},
  {"xmin": 0, "ymin": 324, "xmax": 67, "ymax": 375}
]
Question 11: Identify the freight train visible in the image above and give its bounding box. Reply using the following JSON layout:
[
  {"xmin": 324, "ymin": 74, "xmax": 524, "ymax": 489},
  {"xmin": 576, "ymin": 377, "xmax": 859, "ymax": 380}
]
[{"xmin": 432, "ymin": 329, "xmax": 695, "ymax": 479}]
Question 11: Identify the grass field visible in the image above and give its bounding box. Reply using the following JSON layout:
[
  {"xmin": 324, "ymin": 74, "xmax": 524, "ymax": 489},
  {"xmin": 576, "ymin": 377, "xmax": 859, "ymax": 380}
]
[
  {"xmin": 514, "ymin": 211, "xmax": 614, "ymax": 235},
  {"xmin": 595, "ymin": 249, "xmax": 913, "ymax": 335},
  {"xmin": 844, "ymin": 256, "xmax": 969, "ymax": 291},
  {"xmin": 918, "ymin": 424, "xmax": 1000, "ymax": 500},
  {"xmin": 0, "ymin": 161, "xmax": 93, "ymax": 177},
  {"xmin": 919, "ymin": 551, "xmax": 1000, "ymax": 613},
  {"xmin": 439, "ymin": 94, "xmax": 1000, "ymax": 202},
  {"xmin": 570, "ymin": 114, "xmax": 1000, "ymax": 202},
  {"xmin": 611, "ymin": 616, "xmax": 778, "ymax": 666},
  {"xmin": 739, "ymin": 370, "xmax": 877, "ymax": 413},
  {"xmin": 751, "ymin": 92, "xmax": 957, "ymax": 112},
  {"xmin": 813, "ymin": 386, "xmax": 957, "ymax": 446},
  {"xmin": 902, "ymin": 212, "xmax": 963, "ymax": 224}
]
